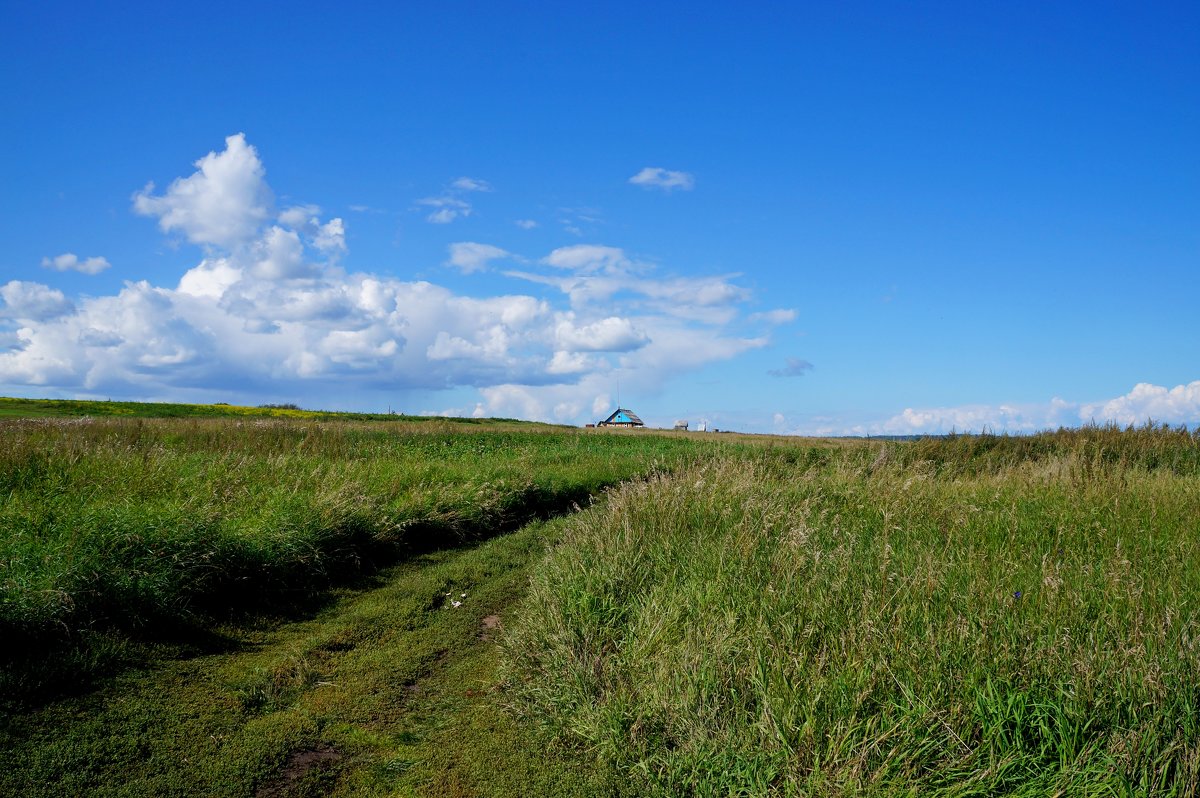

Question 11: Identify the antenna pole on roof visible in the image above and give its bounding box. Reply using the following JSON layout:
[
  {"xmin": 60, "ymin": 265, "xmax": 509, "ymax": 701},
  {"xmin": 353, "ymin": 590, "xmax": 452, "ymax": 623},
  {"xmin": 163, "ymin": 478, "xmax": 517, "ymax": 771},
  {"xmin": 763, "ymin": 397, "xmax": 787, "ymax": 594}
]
[{"xmin": 617, "ymin": 378, "xmax": 620, "ymax": 410}]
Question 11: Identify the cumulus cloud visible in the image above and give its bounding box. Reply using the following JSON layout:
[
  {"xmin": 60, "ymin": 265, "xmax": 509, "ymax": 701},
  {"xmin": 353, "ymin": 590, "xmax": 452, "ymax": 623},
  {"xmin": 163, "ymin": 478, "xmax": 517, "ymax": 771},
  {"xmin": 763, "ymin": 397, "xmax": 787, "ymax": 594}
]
[
  {"xmin": 515, "ymin": 219, "xmax": 538, "ymax": 230},
  {"xmin": 875, "ymin": 383, "xmax": 1200, "ymax": 435},
  {"xmin": 768, "ymin": 357, "xmax": 813, "ymax": 378},
  {"xmin": 41, "ymin": 253, "xmax": 111, "ymax": 275},
  {"xmin": 4, "ymin": 135, "xmax": 772, "ymax": 424},
  {"xmin": 248, "ymin": 226, "xmax": 313, "ymax": 280},
  {"xmin": 1, "ymin": 281, "xmax": 75, "ymax": 321},
  {"xmin": 780, "ymin": 381, "xmax": 1200, "ymax": 437},
  {"xmin": 554, "ymin": 316, "xmax": 648, "ymax": 352},
  {"xmin": 629, "ymin": 167, "xmax": 695, "ymax": 192},
  {"xmin": 546, "ymin": 350, "xmax": 596, "ymax": 375},
  {"xmin": 133, "ymin": 133, "xmax": 271, "ymax": 248},
  {"xmin": 1080, "ymin": 381, "xmax": 1200, "ymax": 427},
  {"xmin": 446, "ymin": 242, "xmax": 510, "ymax": 274},
  {"xmin": 276, "ymin": 206, "xmax": 346, "ymax": 256},
  {"xmin": 312, "ymin": 218, "xmax": 345, "ymax": 254}
]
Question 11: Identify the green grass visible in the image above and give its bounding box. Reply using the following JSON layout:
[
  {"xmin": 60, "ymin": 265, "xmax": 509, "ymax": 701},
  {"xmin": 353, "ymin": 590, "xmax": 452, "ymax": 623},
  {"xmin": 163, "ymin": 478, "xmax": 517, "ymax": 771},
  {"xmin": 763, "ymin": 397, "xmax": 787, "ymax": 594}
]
[
  {"xmin": 4, "ymin": 400, "xmax": 1197, "ymax": 796},
  {"xmin": 503, "ymin": 427, "xmax": 1200, "ymax": 796},
  {"xmin": 0, "ymin": 410, "xmax": 712, "ymax": 699},
  {"xmin": 0, "ymin": 518, "xmax": 630, "ymax": 797},
  {"xmin": 0, "ymin": 395, "xmax": 520, "ymax": 422}
]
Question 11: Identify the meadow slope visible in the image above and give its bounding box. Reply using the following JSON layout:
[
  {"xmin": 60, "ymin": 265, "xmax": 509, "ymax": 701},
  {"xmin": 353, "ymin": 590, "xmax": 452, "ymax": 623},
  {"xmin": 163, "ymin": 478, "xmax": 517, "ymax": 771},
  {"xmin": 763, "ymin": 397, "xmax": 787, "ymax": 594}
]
[
  {"xmin": 2, "ymin": 404, "xmax": 1196, "ymax": 796},
  {"xmin": 504, "ymin": 428, "xmax": 1200, "ymax": 796},
  {"xmin": 0, "ymin": 412, "xmax": 708, "ymax": 699}
]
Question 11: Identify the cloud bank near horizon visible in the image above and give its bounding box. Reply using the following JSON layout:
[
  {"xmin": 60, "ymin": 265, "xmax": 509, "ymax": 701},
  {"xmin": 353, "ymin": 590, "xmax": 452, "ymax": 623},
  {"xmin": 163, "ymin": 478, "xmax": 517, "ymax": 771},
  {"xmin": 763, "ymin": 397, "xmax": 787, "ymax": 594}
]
[
  {"xmin": 774, "ymin": 380, "xmax": 1200, "ymax": 437},
  {"xmin": 0, "ymin": 134, "xmax": 777, "ymax": 423}
]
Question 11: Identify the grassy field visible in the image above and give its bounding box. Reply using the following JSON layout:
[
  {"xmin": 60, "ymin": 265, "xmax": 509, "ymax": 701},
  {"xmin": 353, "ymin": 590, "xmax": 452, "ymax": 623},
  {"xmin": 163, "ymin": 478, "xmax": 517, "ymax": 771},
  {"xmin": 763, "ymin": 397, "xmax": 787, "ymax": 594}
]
[
  {"xmin": 504, "ymin": 426, "xmax": 1200, "ymax": 796},
  {"xmin": 0, "ymin": 516, "xmax": 635, "ymax": 798},
  {"xmin": 0, "ymin": 395, "xmax": 505, "ymax": 422},
  {"xmin": 2, "ymin": 400, "xmax": 1197, "ymax": 796},
  {"xmin": 0, "ymin": 410, "xmax": 708, "ymax": 700}
]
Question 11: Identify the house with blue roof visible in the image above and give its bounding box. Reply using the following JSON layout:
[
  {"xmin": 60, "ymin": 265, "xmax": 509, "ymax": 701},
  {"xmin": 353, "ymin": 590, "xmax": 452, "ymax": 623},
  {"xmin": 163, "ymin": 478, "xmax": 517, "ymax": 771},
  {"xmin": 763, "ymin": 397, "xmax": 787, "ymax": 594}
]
[{"xmin": 597, "ymin": 408, "xmax": 644, "ymax": 428}]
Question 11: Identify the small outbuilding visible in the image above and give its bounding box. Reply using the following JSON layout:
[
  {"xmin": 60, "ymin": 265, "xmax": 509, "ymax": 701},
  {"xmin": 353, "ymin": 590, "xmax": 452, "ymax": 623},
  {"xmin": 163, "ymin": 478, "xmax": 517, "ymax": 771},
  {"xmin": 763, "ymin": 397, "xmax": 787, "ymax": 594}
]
[{"xmin": 597, "ymin": 408, "xmax": 644, "ymax": 428}]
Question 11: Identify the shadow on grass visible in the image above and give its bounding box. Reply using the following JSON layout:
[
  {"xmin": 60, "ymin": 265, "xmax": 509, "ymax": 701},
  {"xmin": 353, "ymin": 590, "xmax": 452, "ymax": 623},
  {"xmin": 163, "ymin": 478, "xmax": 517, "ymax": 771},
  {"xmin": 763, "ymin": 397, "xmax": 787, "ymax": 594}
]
[{"xmin": 0, "ymin": 484, "xmax": 600, "ymax": 712}]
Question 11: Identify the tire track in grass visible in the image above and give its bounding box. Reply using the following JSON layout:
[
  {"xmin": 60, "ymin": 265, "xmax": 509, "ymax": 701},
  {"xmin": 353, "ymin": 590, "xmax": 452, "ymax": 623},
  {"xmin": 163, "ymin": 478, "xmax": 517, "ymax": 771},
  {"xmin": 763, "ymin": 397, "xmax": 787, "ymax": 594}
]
[{"xmin": 0, "ymin": 515, "xmax": 627, "ymax": 798}]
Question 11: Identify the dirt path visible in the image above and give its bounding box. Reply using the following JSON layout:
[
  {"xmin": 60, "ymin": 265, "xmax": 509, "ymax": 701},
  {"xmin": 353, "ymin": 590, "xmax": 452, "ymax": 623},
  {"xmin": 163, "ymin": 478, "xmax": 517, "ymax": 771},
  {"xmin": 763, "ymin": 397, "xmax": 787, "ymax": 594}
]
[{"xmin": 0, "ymin": 517, "xmax": 625, "ymax": 798}]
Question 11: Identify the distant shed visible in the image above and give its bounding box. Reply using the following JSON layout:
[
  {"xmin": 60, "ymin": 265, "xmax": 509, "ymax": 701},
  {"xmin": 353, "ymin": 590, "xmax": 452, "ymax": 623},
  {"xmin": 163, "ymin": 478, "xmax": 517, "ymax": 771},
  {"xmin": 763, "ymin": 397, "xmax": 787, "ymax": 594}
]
[{"xmin": 597, "ymin": 408, "xmax": 644, "ymax": 428}]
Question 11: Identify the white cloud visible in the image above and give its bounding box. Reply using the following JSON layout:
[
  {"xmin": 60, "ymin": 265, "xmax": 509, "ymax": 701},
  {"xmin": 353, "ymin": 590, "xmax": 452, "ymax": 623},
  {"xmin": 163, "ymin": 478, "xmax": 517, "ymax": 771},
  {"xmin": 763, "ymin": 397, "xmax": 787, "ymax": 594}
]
[
  {"xmin": 277, "ymin": 204, "xmax": 321, "ymax": 228},
  {"xmin": 313, "ymin": 218, "xmax": 346, "ymax": 254},
  {"xmin": 418, "ymin": 197, "xmax": 472, "ymax": 224},
  {"xmin": 749, "ymin": 308, "xmax": 797, "ymax": 325},
  {"xmin": 451, "ymin": 177, "xmax": 492, "ymax": 192},
  {"xmin": 636, "ymin": 276, "xmax": 750, "ymax": 320},
  {"xmin": 515, "ymin": 219, "xmax": 538, "ymax": 230},
  {"xmin": 781, "ymin": 381, "xmax": 1200, "ymax": 437},
  {"xmin": 418, "ymin": 177, "xmax": 490, "ymax": 224},
  {"xmin": 1, "ymin": 281, "xmax": 74, "ymax": 321},
  {"xmin": 629, "ymin": 167, "xmax": 695, "ymax": 192},
  {"xmin": 41, "ymin": 253, "xmax": 111, "ymax": 275},
  {"xmin": 446, "ymin": 242, "xmax": 510, "ymax": 274},
  {"xmin": 1080, "ymin": 381, "xmax": 1200, "ymax": 427},
  {"xmin": 554, "ymin": 316, "xmax": 648, "ymax": 352},
  {"xmin": 768, "ymin": 358, "xmax": 813, "ymax": 378},
  {"xmin": 556, "ymin": 207, "xmax": 603, "ymax": 237},
  {"xmin": 509, "ymin": 243, "xmax": 750, "ymax": 324},
  {"xmin": 872, "ymin": 398, "xmax": 1084, "ymax": 436},
  {"xmin": 4, "ymin": 135, "xmax": 773, "ymax": 426},
  {"xmin": 427, "ymin": 331, "xmax": 496, "ymax": 361},
  {"xmin": 133, "ymin": 133, "xmax": 271, "ymax": 248},
  {"xmin": 275, "ymin": 206, "xmax": 345, "ymax": 256},
  {"xmin": 248, "ymin": 226, "xmax": 313, "ymax": 280},
  {"xmin": 546, "ymin": 350, "xmax": 595, "ymax": 375},
  {"xmin": 543, "ymin": 244, "xmax": 629, "ymax": 273},
  {"xmin": 478, "ymin": 328, "xmax": 769, "ymax": 427},
  {"xmin": 177, "ymin": 257, "xmax": 242, "ymax": 299}
]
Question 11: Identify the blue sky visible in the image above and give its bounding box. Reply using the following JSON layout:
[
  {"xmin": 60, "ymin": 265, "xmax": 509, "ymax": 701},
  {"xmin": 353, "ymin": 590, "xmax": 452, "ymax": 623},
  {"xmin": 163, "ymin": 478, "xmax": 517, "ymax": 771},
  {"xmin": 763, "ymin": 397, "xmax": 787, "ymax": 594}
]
[{"xmin": 1, "ymin": 2, "xmax": 1197, "ymax": 433}]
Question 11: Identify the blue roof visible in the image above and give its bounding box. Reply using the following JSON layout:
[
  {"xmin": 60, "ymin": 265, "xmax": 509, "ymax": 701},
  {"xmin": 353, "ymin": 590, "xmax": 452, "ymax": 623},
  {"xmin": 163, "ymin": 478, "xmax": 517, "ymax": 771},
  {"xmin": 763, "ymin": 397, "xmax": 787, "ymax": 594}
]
[{"xmin": 600, "ymin": 408, "xmax": 644, "ymax": 425}]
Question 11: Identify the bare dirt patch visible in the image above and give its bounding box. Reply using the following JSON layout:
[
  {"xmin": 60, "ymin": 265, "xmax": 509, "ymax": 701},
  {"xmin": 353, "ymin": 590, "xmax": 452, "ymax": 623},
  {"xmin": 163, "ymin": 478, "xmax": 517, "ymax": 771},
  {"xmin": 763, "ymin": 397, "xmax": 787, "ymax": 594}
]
[
  {"xmin": 480, "ymin": 614, "xmax": 502, "ymax": 640},
  {"xmin": 255, "ymin": 743, "xmax": 343, "ymax": 798}
]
